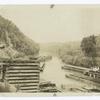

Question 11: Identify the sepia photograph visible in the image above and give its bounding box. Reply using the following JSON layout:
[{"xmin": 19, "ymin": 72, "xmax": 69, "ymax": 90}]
[{"xmin": 0, "ymin": 4, "xmax": 100, "ymax": 96}]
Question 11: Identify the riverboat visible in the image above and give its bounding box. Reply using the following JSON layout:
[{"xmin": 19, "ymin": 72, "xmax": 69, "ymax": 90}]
[
  {"xmin": 65, "ymin": 70, "xmax": 100, "ymax": 84},
  {"xmin": 62, "ymin": 64, "xmax": 90, "ymax": 73},
  {"xmin": 62, "ymin": 64, "xmax": 100, "ymax": 84}
]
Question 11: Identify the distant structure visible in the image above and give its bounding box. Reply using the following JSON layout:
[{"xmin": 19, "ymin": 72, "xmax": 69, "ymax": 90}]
[{"xmin": 50, "ymin": 4, "xmax": 55, "ymax": 9}]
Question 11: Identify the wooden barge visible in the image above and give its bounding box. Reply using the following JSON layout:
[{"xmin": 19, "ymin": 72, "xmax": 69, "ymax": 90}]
[
  {"xmin": 62, "ymin": 64, "xmax": 90, "ymax": 73},
  {"xmin": 62, "ymin": 64, "xmax": 100, "ymax": 84}
]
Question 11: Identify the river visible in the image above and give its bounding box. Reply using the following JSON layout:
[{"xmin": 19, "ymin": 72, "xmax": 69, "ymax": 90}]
[{"xmin": 40, "ymin": 57, "xmax": 97, "ymax": 92}]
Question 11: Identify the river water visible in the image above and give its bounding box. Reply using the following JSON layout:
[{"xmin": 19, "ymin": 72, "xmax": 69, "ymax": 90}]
[{"xmin": 40, "ymin": 57, "xmax": 97, "ymax": 92}]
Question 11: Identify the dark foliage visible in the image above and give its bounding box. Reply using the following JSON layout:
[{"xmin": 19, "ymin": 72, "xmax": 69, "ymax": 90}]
[
  {"xmin": 0, "ymin": 15, "xmax": 39, "ymax": 58},
  {"xmin": 81, "ymin": 35, "xmax": 97, "ymax": 57}
]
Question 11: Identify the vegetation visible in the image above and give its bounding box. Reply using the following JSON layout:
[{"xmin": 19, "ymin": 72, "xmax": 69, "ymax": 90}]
[
  {"xmin": 41, "ymin": 35, "xmax": 100, "ymax": 68},
  {"xmin": 81, "ymin": 35, "xmax": 97, "ymax": 67},
  {"xmin": 0, "ymin": 15, "xmax": 39, "ymax": 59},
  {"xmin": 39, "ymin": 33, "xmax": 100, "ymax": 69},
  {"xmin": 81, "ymin": 35, "xmax": 96, "ymax": 57},
  {"xmin": 58, "ymin": 35, "xmax": 100, "ymax": 68}
]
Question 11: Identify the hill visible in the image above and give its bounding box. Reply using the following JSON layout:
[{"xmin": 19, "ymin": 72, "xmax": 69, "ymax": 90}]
[
  {"xmin": 40, "ymin": 41, "xmax": 80, "ymax": 57},
  {"xmin": 0, "ymin": 15, "xmax": 39, "ymax": 59}
]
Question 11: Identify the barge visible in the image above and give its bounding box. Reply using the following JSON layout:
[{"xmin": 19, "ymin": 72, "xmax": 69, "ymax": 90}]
[
  {"xmin": 62, "ymin": 64, "xmax": 90, "ymax": 73},
  {"xmin": 65, "ymin": 70, "xmax": 100, "ymax": 84},
  {"xmin": 62, "ymin": 64, "xmax": 100, "ymax": 84}
]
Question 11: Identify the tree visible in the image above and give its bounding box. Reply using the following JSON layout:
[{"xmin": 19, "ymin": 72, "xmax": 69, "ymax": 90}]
[{"xmin": 81, "ymin": 35, "xmax": 97, "ymax": 67}]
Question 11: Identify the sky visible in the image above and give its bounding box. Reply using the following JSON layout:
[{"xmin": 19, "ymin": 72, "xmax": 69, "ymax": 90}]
[{"xmin": 0, "ymin": 5, "xmax": 100, "ymax": 43}]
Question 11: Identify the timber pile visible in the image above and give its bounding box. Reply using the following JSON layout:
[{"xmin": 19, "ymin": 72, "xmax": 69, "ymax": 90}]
[{"xmin": 2, "ymin": 59, "xmax": 40, "ymax": 93}]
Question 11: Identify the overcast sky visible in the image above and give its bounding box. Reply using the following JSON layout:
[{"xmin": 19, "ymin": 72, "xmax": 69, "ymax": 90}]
[{"xmin": 0, "ymin": 5, "xmax": 100, "ymax": 43}]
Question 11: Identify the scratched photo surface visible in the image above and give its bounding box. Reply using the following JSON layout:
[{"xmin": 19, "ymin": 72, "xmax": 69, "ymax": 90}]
[{"xmin": 0, "ymin": 5, "xmax": 100, "ymax": 96}]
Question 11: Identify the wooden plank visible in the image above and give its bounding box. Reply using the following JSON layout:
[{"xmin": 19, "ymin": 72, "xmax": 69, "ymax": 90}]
[
  {"xmin": 9, "ymin": 63, "xmax": 40, "ymax": 66},
  {"xmin": 0, "ymin": 60, "xmax": 39, "ymax": 63},
  {"xmin": 6, "ymin": 72, "xmax": 39, "ymax": 75},
  {"xmin": 7, "ymin": 69, "xmax": 39, "ymax": 71},
  {"xmin": 9, "ymin": 81, "xmax": 39, "ymax": 84},
  {"xmin": 6, "ymin": 76, "xmax": 39, "ymax": 80},
  {"xmin": 18, "ymin": 83, "xmax": 40, "ymax": 86},
  {"xmin": 8, "ymin": 80, "xmax": 39, "ymax": 83},
  {"xmin": 8, "ymin": 82, "xmax": 39, "ymax": 86},
  {"xmin": 6, "ymin": 75, "xmax": 39, "ymax": 80},
  {"xmin": 6, "ymin": 74, "xmax": 39, "ymax": 77},
  {"xmin": 7, "ymin": 70, "xmax": 40, "ymax": 73},
  {"xmin": 7, "ymin": 77, "xmax": 39, "ymax": 81},
  {"xmin": 8, "ymin": 66, "xmax": 39, "ymax": 68},
  {"xmin": 7, "ymin": 67, "xmax": 40, "ymax": 70},
  {"xmin": 20, "ymin": 84, "xmax": 38, "ymax": 87},
  {"xmin": 20, "ymin": 90, "xmax": 38, "ymax": 92},
  {"xmin": 20, "ymin": 87, "xmax": 38, "ymax": 90},
  {"xmin": 6, "ymin": 71, "xmax": 39, "ymax": 74}
]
